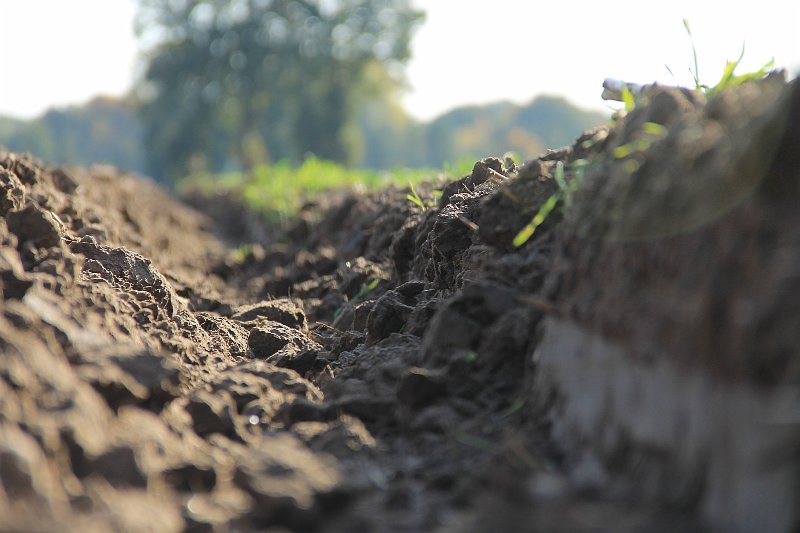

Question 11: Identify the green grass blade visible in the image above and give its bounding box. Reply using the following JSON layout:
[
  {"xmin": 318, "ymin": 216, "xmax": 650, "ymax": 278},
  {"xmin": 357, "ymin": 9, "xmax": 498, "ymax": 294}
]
[
  {"xmin": 642, "ymin": 122, "xmax": 667, "ymax": 136},
  {"xmin": 407, "ymin": 193, "xmax": 425, "ymax": 210},
  {"xmin": 728, "ymin": 58, "xmax": 775, "ymax": 87},
  {"xmin": 407, "ymin": 181, "xmax": 426, "ymax": 211},
  {"xmin": 735, "ymin": 41, "xmax": 747, "ymax": 68},
  {"xmin": 715, "ymin": 60, "xmax": 739, "ymax": 92},
  {"xmin": 614, "ymin": 144, "xmax": 633, "ymax": 159},
  {"xmin": 683, "ymin": 18, "xmax": 701, "ymax": 89},
  {"xmin": 710, "ymin": 55, "xmax": 774, "ymax": 97},
  {"xmin": 512, "ymin": 223, "xmax": 536, "ymax": 248},
  {"xmin": 553, "ymin": 162, "xmax": 568, "ymax": 193},
  {"xmin": 621, "ymin": 85, "xmax": 635, "ymax": 112},
  {"xmin": 512, "ymin": 192, "xmax": 560, "ymax": 247}
]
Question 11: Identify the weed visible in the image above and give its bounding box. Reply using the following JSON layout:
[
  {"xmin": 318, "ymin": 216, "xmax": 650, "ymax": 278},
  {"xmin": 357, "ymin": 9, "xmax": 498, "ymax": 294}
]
[
  {"xmin": 613, "ymin": 121, "xmax": 667, "ymax": 159},
  {"xmin": 516, "ymin": 22, "xmax": 774, "ymax": 249},
  {"xmin": 708, "ymin": 49, "xmax": 774, "ymax": 97},
  {"xmin": 514, "ymin": 98, "xmax": 668, "ymax": 248},
  {"xmin": 609, "ymin": 21, "xmax": 774, "ymax": 112},
  {"xmin": 642, "ymin": 122, "xmax": 666, "ymax": 136},
  {"xmin": 232, "ymin": 243, "xmax": 251, "ymax": 263},
  {"xmin": 620, "ymin": 84, "xmax": 636, "ymax": 113},
  {"xmin": 511, "ymin": 122, "xmax": 665, "ymax": 247},
  {"xmin": 332, "ymin": 278, "xmax": 381, "ymax": 321},
  {"xmin": 500, "ymin": 397, "xmax": 526, "ymax": 418},
  {"xmin": 406, "ymin": 182, "xmax": 427, "ymax": 211},
  {"xmin": 683, "ymin": 19, "xmax": 702, "ymax": 91},
  {"xmin": 351, "ymin": 278, "xmax": 380, "ymax": 305},
  {"xmin": 512, "ymin": 159, "xmax": 592, "ymax": 247},
  {"xmin": 406, "ymin": 182, "xmax": 441, "ymax": 211},
  {"xmin": 682, "ymin": 18, "xmax": 774, "ymax": 97}
]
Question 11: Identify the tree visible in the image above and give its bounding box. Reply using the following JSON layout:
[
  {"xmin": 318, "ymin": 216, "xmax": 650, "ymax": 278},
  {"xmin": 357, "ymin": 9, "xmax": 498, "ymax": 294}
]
[
  {"xmin": 0, "ymin": 97, "xmax": 145, "ymax": 173},
  {"xmin": 135, "ymin": 0, "xmax": 423, "ymax": 182}
]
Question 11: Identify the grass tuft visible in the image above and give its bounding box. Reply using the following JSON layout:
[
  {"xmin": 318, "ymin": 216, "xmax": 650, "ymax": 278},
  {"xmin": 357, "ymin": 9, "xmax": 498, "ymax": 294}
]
[
  {"xmin": 512, "ymin": 160, "xmax": 592, "ymax": 247},
  {"xmin": 181, "ymin": 156, "xmax": 474, "ymax": 224},
  {"xmin": 681, "ymin": 18, "xmax": 774, "ymax": 98}
]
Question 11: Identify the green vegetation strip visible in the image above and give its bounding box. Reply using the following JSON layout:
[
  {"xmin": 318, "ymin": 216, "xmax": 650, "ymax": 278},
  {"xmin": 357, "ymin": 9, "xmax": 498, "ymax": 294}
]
[{"xmin": 180, "ymin": 157, "xmax": 474, "ymax": 223}]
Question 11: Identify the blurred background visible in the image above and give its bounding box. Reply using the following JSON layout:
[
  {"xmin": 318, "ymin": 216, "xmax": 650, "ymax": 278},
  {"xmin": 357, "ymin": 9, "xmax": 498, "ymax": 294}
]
[{"xmin": 0, "ymin": 0, "xmax": 798, "ymax": 184}]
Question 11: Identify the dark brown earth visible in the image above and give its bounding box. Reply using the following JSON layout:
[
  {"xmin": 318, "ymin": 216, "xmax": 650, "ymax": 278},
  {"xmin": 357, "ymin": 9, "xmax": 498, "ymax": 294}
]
[{"xmin": 1, "ymin": 76, "xmax": 798, "ymax": 532}]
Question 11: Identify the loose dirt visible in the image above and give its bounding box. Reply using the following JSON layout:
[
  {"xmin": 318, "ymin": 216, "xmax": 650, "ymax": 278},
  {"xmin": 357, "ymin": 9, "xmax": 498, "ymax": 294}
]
[{"xmin": 1, "ymin": 76, "xmax": 798, "ymax": 532}]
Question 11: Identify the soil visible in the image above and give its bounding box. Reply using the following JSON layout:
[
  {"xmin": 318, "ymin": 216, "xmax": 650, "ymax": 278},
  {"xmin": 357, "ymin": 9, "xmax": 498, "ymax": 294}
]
[{"xmin": 1, "ymin": 75, "xmax": 798, "ymax": 532}]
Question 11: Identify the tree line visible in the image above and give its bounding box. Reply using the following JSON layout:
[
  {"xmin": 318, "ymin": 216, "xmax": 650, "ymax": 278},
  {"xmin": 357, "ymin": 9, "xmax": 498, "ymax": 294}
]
[
  {"xmin": 0, "ymin": 94, "xmax": 605, "ymax": 180},
  {"xmin": 1, "ymin": 0, "xmax": 606, "ymax": 182}
]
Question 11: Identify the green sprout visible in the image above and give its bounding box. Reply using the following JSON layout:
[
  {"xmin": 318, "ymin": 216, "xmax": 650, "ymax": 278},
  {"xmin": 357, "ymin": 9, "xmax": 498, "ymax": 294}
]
[
  {"xmin": 613, "ymin": 121, "xmax": 668, "ymax": 160},
  {"xmin": 709, "ymin": 47, "xmax": 774, "ymax": 97},
  {"xmin": 232, "ymin": 243, "xmax": 252, "ymax": 263},
  {"xmin": 332, "ymin": 278, "xmax": 381, "ymax": 321},
  {"xmin": 513, "ymin": 160, "xmax": 590, "ymax": 247},
  {"xmin": 642, "ymin": 122, "xmax": 666, "ymax": 136},
  {"xmin": 406, "ymin": 182, "xmax": 440, "ymax": 211},
  {"xmin": 511, "ymin": 193, "xmax": 558, "ymax": 248},
  {"xmin": 683, "ymin": 18, "xmax": 702, "ymax": 91},
  {"xmin": 681, "ymin": 18, "xmax": 774, "ymax": 97},
  {"xmin": 407, "ymin": 181, "xmax": 426, "ymax": 210},
  {"xmin": 512, "ymin": 24, "xmax": 774, "ymax": 250},
  {"xmin": 620, "ymin": 84, "xmax": 636, "ymax": 112},
  {"xmin": 352, "ymin": 278, "xmax": 380, "ymax": 305}
]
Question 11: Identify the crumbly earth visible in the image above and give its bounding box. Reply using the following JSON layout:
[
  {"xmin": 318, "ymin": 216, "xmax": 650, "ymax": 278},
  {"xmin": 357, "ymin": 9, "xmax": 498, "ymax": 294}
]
[{"xmin": 1, "ymin": 76, "xmax": 798, "ymax": 532}]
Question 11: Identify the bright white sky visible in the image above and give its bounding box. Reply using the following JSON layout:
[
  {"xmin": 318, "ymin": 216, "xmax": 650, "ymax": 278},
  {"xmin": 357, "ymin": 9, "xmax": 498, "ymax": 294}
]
[{"xmin": 0, "ymin": 0, "xmax": 798, "ymax": 121}]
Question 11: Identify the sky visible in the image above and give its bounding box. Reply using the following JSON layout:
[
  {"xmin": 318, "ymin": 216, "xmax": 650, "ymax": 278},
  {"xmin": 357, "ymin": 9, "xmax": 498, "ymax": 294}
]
[{"xmin": 0, "ymin": 0, "xmax": 798, "ymax": 121}]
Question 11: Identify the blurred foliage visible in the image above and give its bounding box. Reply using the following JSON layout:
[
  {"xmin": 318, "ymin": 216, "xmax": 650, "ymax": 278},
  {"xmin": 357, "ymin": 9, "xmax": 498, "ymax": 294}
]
[
  {"xmin": 0, "ymin": 94, "xmax": 606, "ymax": 182},
  {"xmin": 0, "ymin": 97, "xmax": 145, "ymax": 173},
  {"xmin": 180, "ymin": 155, "xmax": 474, "ymax": 223},
  {"xmin": 0, "ymin": 3, "xmax": 610, "ymax": 182},
  {"xmin": 0, "ymin": 0, "xmax": 606, "ymax": 184},
  {"xmin": 135, "ymin": 0, "xmax": 423, "ymax": 182},
  {"xmin": 412, "ymin": 95, "xmax": 605, "ymax": 167}
]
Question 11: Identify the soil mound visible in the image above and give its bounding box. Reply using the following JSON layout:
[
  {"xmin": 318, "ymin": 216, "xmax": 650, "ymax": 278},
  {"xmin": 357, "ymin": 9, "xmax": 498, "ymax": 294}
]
[{"xmin": 1, "ymin": 75, "xmax": 798, "ymax": 532}]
